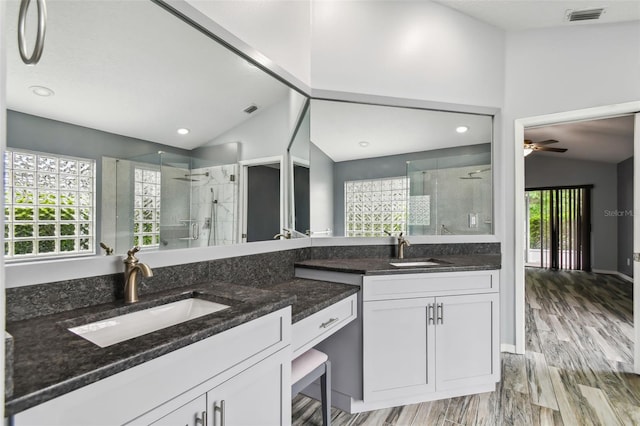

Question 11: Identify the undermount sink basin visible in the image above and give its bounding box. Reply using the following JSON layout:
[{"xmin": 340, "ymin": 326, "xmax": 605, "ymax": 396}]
[
  {"xmin": 68, "ymin": 298, "xmax": 229, "ymax": 348},
  {"xmin": 389, "ymin": 261, "xmax": 442, "ymax": 267}
]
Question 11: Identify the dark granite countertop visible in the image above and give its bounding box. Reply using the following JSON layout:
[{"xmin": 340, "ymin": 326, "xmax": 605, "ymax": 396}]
[
  {"xmin": 4, "ymin": 277, "xmax": 361, "ymax": 416},
  {"xmin": 262, "ymin": 279, "xmax": 360, "ymax": 323},
  {"xmin": 4, "ymin": 282, "xmax": 296, "ymax": 416},
  {"xmin": 294, "ymin": 254, "xmax": 501, "ymax": 275}
]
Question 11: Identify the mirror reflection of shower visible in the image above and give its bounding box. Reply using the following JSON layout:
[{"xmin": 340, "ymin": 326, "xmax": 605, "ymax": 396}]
[
  {"xmin": 406, "ymin": 144, "xmax": 492, "ymax": 235},
  {"xmin": 112, "ymin": 143, "xmax": 239, "ymax": 252}
]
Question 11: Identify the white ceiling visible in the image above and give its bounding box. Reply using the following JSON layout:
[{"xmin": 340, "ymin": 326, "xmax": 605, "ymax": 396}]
[
  {"xmin": 524, "ymin": 115, "xmax": 635, "ymax": 163},
  {"xmin": 6, "ymin": 0, "xmax": 290, "ymax": 150},
  {"xmin": 433, "ymin": 0, "xmax": 637, "ymax": 164},
  {"xmin": 311, "ymin": 100, "xmax": 493, "ymax": 162},
  {"xmin": 435, "ymin": 0, "xmax": 640, "ymax": 31}
]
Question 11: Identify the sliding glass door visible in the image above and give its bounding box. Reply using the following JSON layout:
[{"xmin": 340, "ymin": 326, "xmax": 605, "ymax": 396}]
[{"xmin": 525, "ymin": 186, "xmax": 591, "ymax": 271}]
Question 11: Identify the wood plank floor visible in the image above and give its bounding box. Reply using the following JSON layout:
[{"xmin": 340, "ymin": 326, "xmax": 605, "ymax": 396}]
[{"xmin": 292, "ymin": 269, "xmax": 639, "ymax": 425}]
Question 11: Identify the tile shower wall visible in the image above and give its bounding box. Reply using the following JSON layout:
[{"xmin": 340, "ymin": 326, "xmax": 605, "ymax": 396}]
[{"xmin": 190, "ymin": 164, "xmax": 238, "ymax": 247}]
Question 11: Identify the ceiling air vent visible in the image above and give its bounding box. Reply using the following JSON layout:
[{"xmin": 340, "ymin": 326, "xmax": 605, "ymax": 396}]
[
  {"xmin": 566, "ymin": 8, "xmax": 605, "ymax": 22},
  {"xmin": 243, "ymin": 104, "xmax": 258, "ymax": 114}
]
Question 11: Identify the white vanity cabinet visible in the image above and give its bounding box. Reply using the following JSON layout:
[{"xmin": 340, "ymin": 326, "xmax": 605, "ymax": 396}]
[
  {"xmin": 362, "ymin": 297, "xmax": 436, "ymax": 401},
  {"xmin": 295, "ymin": 267, "xmax": 500, "ymax": 413},
  {"xmin": 362, "ymin": 271, "xmax": 499, "ymax": 406},
  {"xmin": 13, "ymin": 308, "xmax": 291, "ymax": 426},
  {"xmin": 148, "ymin": 395, "xmax": 206, "ymax": 426},
  {"xmin": 144, "ymin": 344, "xmax": 287, "ymax": 426},
  {"xmin": 363, "ymin": 291, "xmax": 499, "ymax": 401}
]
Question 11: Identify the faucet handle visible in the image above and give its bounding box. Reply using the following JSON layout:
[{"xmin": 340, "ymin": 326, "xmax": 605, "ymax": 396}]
[{"xmin": 125, "ymin": 246, "xmax": 141, "ymax": 263}]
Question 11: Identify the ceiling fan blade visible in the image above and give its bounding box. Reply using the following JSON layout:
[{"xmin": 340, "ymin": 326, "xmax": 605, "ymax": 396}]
[
  {"xmin": 537, "ymin": 146, "xmax": 567, "ymax": 153},
  {"xmin": 532, "ymin": 139, "xmax": 559, "ymax": 146}
]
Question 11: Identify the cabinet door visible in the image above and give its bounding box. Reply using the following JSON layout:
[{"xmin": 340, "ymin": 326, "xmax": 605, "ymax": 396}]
[
  {"xmin": 435, "ymin": 293, "xmax": 499, "ymax": 391},
  {"xmin": 148, "ymin": 395, "xmax": 206, "ymax": 426},
  {"xmin": 363, "ymin": 297, "xmax": 436, "ymax": 402},
  {"xmin": 207, "ymin": 349, "xmax": 289, "ymax": 426}
]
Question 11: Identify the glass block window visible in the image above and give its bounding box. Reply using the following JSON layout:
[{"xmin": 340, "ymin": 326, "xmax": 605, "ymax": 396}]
[
  {"xmin": 4, "ymin": 149, "xmax": 95, "ymax": 259},
  {"xmin": 133, "ymin": 167, "xmax": 161, "ymax": 247},
  {"xmin": 344, "ymin": 177, "xmax": 409, "ymax": 237}
]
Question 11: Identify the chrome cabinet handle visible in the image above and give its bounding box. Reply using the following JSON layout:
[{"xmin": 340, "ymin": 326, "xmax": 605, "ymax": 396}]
[
  {"xmin": 428, "ymin": 303, "xmax": 434, "ymax": 325},
  {"xmin": 18, "ymin": 0, "xmax": 47, "ymax": 65},
  {"xmin": 214, "ymin": 400, "xmax": 226, "ymax": 426},
  {"xmin": 195, "ymin": 410, "xmax": 206, "ymax": 425},
  {"xmin": 437, "ymin": 303, "xmax": 444, "ymax": 325},
  {"xmin": 320, "ymin": 317, "xmax": 339, "ymax": 329}
]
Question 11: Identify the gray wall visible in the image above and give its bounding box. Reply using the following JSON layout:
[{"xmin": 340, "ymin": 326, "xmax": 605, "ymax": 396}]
[
  {"xmin": 617, "ymin": 156, "xmax": 633, "ymax": 277},
  {"xmin": 332, "ymin": 144, "xmax": 491, "ymax": 236},
  {"xmin": 525, "ymin": 155, "xmax": 618, "ymax": 271},
  {"xmin": 7, "ymin": 110, "xmax": 191, "ymax": 250}
]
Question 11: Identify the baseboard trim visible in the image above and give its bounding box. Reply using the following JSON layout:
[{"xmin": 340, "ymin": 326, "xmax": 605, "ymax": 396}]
[
  {"xmin": 592, "ymin": 269, "xmax": 634, "ymax": 283},
  {"xmin": 616, "ymin": 272, "xmax": 633, "ymax": 283},
  {"xmin": 501, "ymin": 344, "xmax": 518, "ymax": 354}
]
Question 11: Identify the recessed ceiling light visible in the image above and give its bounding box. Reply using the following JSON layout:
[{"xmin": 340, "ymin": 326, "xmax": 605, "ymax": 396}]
[
  {"xmin": 359, "ymin": 141, "xmax": 370, "ymax": 147},
  {"xmin": 30, "ymin": 85, "xmax": 54, "ymax": 97},
  {"xmin": 456, "ymin": 126, "xmax": 469, "ymax": 133},
  {"xmin": 177, "ymin": 128, "xmax": 190, "ymax": 135}
]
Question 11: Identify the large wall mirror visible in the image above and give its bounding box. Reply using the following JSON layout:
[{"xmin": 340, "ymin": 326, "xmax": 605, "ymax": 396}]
[
  {"xmin": 309, "ymin": 100, "xmax": 494, "ymax": 237},
  {"xmin": 4, "ymin": 0, "xmax": 308, "ymax": 261}
]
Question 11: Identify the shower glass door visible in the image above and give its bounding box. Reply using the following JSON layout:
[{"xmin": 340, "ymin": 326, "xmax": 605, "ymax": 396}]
[
  {"xmin": 113, "ymin": 149, "xmax": 239, "ymax": 253},
  {"xmin": 406, "ymin": 149, "xmax": 492, "ymax": 235}
]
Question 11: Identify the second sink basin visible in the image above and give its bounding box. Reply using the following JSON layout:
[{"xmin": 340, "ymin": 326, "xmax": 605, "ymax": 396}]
[
  {"xmin": 389, "ymin": 261, "xmax": 441, "ymax": 267},
  {"xmin": 389, "ymin": 258, "xmax": 448, "ymax": 267},
  {"xmin": 68, "ymin": 298, "xmax": 229, "ymax": 348}
]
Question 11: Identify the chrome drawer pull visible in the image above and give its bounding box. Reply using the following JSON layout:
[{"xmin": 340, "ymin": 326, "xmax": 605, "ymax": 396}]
[
  {"xmin": 214, "ymin": 400, "xmax": 226, "ymax": 426},
  {"xmin": 320, "ymin": 317, "xmax": 339, "ymax": 328},
  {"xmin": 437, "ymin": 303, "xmax": 444, "ymax": 325},
  {"xmin": 195, "ymin": 410, "xmax": 206, "ymax": 425}
]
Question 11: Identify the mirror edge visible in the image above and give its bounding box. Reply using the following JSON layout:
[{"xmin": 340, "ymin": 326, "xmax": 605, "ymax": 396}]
[{"xmin": 308, "ymin": 90, "xmax": 500, "ymax": 240}]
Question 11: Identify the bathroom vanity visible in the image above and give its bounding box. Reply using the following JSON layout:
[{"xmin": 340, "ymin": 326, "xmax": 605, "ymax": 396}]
[
  {"xmin": 5, "ymin": 279, "xmax": 358, "ymax": 426},
  {"xmin": 4, "ymin": 247, "xmax": 498, "ymax": 425},
  {"xmin": 294, "ymin": 255, "xmax": 501, "ymax": 413}
]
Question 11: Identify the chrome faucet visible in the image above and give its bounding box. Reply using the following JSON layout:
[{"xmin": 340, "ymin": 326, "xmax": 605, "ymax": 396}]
[
  {"xmin": 123, "ymin": 246, "xmax": 153, "ymax": 304},
  {"xmin": 385, "ymin": 230, "xmax": 410, "ymax": 259},
  {"xmin": 273, "ymin": 230, "xmax": 292, "ymax": 240},
  {"xmin": 397, "ymin": 232, "xmax": 410, "ymax": 259}
]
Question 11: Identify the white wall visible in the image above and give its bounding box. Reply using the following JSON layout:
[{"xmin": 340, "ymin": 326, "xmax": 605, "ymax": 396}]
[
  {"xmin": 502, "ymin": 21, "xmax": 640, "ymax": 346},
  {"xmin": 311, "ymin": 0, "xmax": 505, "ymax": 108},
  {"xmin": 207, "ymin": 97, "xmax": 291, "ymax": 161},
  {"xmin": 185, "ymin": 0, "xmax": 311, "ymax": 87},
  {"xmin": 0, "ymin": 0, "xmax": 6, "ymax": 411}
]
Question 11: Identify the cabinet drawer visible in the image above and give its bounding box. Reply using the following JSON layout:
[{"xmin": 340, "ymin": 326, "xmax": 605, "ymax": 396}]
[
  {"xmin": 363, "ymin": 271, "xmax": 498, "ymax": 301},
  {"xmin": 292, "ymin": 294, "xmax": 357, "ymax": 358}
]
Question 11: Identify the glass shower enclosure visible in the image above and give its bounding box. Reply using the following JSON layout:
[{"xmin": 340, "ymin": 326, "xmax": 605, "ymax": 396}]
[
  {"xmin": 406, "ymin": 145, "xmax": 492, "ymax": 235},
  {"xmin": 113, "ymin": 149, "xmax": 238, "ymax": 253}
]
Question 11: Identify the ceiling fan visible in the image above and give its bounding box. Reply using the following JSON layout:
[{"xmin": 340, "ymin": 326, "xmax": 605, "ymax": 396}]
[{"xmin": 523, "ymin": 139, "xmax": 567, "ymax": 156}]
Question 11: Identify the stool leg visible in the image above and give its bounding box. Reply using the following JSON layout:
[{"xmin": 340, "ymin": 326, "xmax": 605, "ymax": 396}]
[{"xmin": 321, "ymin": 361, "xmax": 331, "ymax": 426}]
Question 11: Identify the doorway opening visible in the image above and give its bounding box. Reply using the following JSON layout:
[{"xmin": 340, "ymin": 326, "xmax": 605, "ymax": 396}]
[
  {"xmin": 239, "ymin": 156, "xmax": 284, "ymax": 243},
  {"xmin": 513, "ymin": 103, "xmax": 639, "ymax": 376}
]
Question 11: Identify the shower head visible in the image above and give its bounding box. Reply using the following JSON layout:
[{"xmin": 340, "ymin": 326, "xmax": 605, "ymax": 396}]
[
  {"xmin": 459, "ymin": 168, "xmax": 490, "ymax": 180},
  {"xmin": 460, "ymin": 173, "xmax": 482, "ymax": 180}
]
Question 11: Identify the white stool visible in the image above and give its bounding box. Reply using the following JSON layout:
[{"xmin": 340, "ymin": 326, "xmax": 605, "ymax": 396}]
[{"xmin": 291, "ymin": 348, "xmax": 331, "ymax": 426}]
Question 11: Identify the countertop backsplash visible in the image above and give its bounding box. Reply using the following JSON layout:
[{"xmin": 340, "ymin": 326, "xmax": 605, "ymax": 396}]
[{"xmin": 6, "ymin": 243, "xmax": 499, "ymax": 322}]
